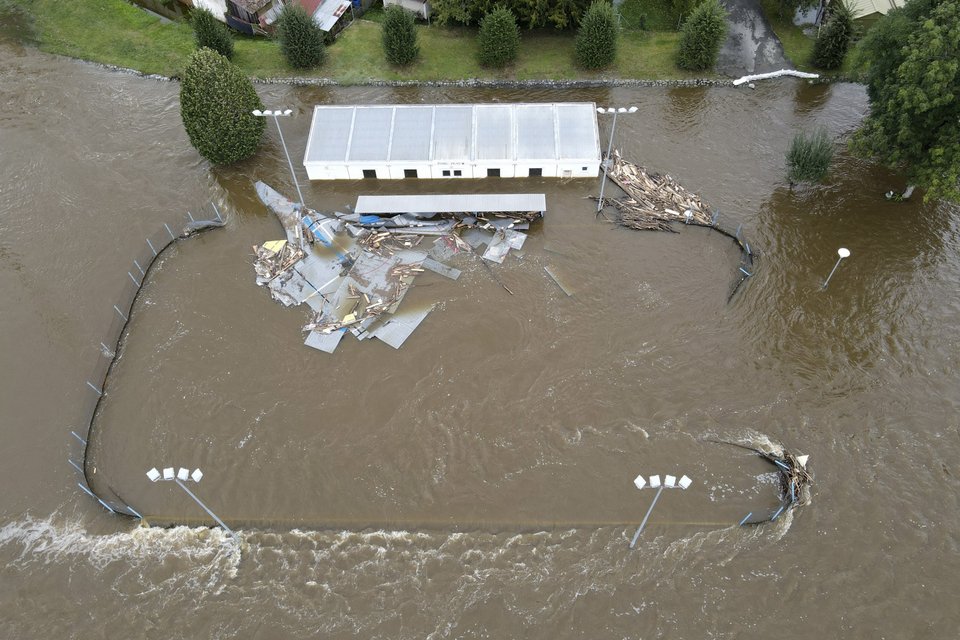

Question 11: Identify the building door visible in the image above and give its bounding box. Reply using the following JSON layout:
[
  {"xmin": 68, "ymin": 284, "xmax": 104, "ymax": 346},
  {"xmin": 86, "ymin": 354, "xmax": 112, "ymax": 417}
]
[
  {"xmin": 487, "ymin": 168, "xmax": 501, "ymax": 177},
  {"xmin": 363, "ymin": 169, "xmax": 377, "ymax": 179},
  {"xmin": 404, "ymin": 169, "xmax": 418, "ymax": 178}
]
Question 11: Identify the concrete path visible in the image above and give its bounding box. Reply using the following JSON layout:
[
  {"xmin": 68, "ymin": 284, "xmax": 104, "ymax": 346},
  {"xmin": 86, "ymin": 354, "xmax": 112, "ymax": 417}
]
[{"xmin": 716, "ymin": 0, "xmax": 792, "ymax": 77}]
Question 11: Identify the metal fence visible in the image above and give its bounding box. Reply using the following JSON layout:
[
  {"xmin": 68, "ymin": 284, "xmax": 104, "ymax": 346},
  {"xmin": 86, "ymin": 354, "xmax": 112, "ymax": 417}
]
[{"xmin": 66, "ymin": 205, "xmax": 225, "ymax": 519}]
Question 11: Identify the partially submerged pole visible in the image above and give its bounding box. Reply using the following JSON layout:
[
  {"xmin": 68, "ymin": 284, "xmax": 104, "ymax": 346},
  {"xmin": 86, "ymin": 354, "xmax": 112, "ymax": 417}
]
[
  {"xmin": 174, "ymin": 478, "xmax": 239, "ymax": 544},
  {"xmin": 596, "ymin": 106, "xmax": 637, "ymax": 213},
  {"xmin": 629, "ymin": 473, "xmax": 692, "ymax": 548},
  {"xmin": 822, "ymin": 247, "xmax": 850, "ymax": 289},
  {"xmin": 630, "ymin": 484, "xmax": 664, "ymax": 548}
]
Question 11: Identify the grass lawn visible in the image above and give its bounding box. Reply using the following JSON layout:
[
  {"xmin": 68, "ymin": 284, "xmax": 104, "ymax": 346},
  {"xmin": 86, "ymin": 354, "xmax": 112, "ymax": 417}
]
[
  {"xmin": 7, "ymin": 0, "xmax": 707, "ymax": 82},
  {"xmin": 757, "ymin": 0, "xmax": 856, "ymax": 76},
  {"xmin": 617, "ymin": 0, "xmax": 683, "ymax": 32}
]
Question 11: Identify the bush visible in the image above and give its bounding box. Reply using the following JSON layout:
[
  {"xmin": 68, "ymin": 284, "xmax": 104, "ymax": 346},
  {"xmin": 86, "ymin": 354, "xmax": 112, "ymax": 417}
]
[
  {"xmin": 180, "ymin": 48, "xmax": 265, "ymax": 166},
  {"xmin": 191, "ymin": 7, "xmax": 234, "ymax": 59},
  {"xmin": 574, "ymin": 1, "xmax": 619, "ymax": 70},
  {"xmin": 477, "ymin": 5, "xmax": 520, "ymax": 68},
  {"xmin": 676, "ymin": 0, "xmax": 727, "ymax": 71},
  {"xmin": 382, "ymin": 5, "xmax": 419, "ymax": 66},
  {"xmin": 810, "ymin": 0, "xmax": 853, "ymax": 70},
  {"xmin": 786, "ymin": 128, "xmax": 834, "ymax": 185},
  {"xmin": 276, "ymin": 3, "xmax": 326, "ymax": 69}
]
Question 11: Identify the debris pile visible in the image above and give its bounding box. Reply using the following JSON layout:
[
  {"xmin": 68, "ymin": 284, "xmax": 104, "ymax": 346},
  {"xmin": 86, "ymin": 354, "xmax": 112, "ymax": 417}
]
[
  {"xmin": 252, "ymin": 182, "xmax": 542, "ymax": 353},
  {"xmin": 600, "ymin": 151, "xmax": 715, "ymax": 232},
  {"xmin": 766, "ymin": 450, "xmax": 812, "ymax": 508}
]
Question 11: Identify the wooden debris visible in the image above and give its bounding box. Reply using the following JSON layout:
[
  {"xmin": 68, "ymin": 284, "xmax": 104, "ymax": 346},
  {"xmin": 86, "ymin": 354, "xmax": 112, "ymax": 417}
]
[{"xmin": 601, "ymin": 151, "xmax": 715, "ymax": 231}]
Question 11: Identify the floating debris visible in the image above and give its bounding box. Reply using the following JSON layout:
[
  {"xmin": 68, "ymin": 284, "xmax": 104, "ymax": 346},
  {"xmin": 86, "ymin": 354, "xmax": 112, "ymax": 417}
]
[
  {"xmin": 252, "ymin": 183, "xmax": 543, "ymax": 353},
  {"xmin": 600, "ymin": 151, "xmax": 714, "ymax": 231},
  {"xmin": 711, "ymin": 439, "xmax": 812, "ymax": 525},
  {"xmin": 598, "ymin": 152, "xmax": 760, "ymax": 302}
]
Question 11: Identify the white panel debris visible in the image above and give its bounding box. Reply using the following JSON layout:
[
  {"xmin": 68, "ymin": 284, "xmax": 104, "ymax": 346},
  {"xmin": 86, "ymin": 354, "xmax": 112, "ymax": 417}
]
[{"xmin": 253, "ymin": 182, "xmax": 544, "ymax": 354}]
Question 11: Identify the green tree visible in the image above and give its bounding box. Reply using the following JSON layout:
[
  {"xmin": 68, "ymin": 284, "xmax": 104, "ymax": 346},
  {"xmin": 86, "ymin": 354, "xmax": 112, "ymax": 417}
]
[
  {"xmin": 180, "ymin": 48, "xmax": 264, "ymax": 166},
  {"xmin": 381, "ymin": 5, "xmax": 420, "ymax": 66},
  {"xmin": 276, "ymin": 3, "xmax": 326, "ymax": 69},
  {"xmin": 430, "ymin": 0, "xmax": 477, "ymax": 25},
  {"xmin": 671, "ymin": 0, "xmax": 702, "ymax": 25},
  {"xmin": 852, "ymin": 0, "xmax": 960, "ymax": 202},
  {"xmin": 810, "ymin": 0, "xmax": 853, "ymax": 70},
  {"xmin": 191, "ymin": 7, "xmax": 234, "ymax": 60},
  {"xmin": 431, "ymin": 0, "xmax": 593, "ymax": 29},
  {"xmin": 574, "ymin": 1, "xmax": 618, "ymax": 70},
  {"xmin": 786, "ymin": 128, "xmax": 834, "ymax": 185},
  {"xmin": 676, "ymin": 0, "xmax": 726, "ymax": 70},
  {"xmin": 775, "ymin": 0, "xmax": 819, "ymax": 19},
  {"xmin": 477, "ymin": 5, "xmax": 520, "ymax": 67}
]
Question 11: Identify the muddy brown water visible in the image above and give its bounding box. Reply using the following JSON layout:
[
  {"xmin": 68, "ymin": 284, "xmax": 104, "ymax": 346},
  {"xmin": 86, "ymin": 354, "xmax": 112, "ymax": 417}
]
[{"xmin": 2, "ymin": 34, "xmax": 959, "ymax": 639}]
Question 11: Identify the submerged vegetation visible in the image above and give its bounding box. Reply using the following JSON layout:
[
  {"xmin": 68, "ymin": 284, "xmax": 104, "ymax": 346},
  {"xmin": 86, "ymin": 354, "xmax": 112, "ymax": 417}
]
[{"xmin": 786, "ymin": 129, "xmax": 834, "ymax": 186}]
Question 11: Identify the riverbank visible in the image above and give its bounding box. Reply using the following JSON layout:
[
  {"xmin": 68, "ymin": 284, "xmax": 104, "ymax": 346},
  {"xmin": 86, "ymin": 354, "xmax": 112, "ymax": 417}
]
[{"xmin": 8, "ymin": 0, "xmax": 709, "ymax": 82}]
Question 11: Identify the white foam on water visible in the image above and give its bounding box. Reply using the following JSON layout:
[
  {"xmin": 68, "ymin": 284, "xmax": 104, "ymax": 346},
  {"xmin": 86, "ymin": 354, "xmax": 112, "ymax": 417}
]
[{"xmin": 0, "ymin": 515, "xmax": 240, "ymax": 577}]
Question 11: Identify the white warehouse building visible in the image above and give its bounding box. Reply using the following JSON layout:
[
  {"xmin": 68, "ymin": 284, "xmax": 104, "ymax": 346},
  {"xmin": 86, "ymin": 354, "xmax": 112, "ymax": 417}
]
[{"xmin": 302, "ymin": 103, "xmax": 601, "ymax": 181}]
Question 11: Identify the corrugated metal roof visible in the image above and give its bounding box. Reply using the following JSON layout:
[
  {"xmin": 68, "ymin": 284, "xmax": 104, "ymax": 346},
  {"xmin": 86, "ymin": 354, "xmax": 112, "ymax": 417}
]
[
  {"xmin": 312, "ymin": 0, "xmax": 351, "ymax": 31},
  {"xmin": 845, "ymin": 0, "xmax": 903, "ymax": 18},
  {"xmin": 354, "ymin": 193, "xmax": 547, "ymax": 215},
  {"xmin": 304, "ymin": 103, "xmax": 599, "ymax": 166}
]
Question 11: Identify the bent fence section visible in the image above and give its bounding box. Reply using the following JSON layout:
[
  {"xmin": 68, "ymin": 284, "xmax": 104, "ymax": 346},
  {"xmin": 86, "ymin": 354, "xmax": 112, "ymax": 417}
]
[{"xmin": 67, "ymin": 206, "xmax": 226, "ymax": 519}]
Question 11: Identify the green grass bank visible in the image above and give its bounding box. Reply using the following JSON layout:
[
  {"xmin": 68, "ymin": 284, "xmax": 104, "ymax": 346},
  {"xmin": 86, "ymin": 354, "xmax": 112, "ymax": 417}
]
[{"xmin": 6, "ymin": 0, "xmax": 708, "ymax": 82}]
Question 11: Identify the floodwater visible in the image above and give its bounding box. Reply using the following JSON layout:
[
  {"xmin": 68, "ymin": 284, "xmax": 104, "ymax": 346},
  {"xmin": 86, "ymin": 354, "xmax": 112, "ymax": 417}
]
[{"xmin": 2, "ymin": 31, "xmax": 959, "ymax": 640}]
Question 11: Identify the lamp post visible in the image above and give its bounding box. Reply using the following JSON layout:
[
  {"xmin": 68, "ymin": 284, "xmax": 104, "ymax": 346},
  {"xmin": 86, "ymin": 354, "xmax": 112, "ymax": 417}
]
[
  {"xmin": 252, "ymin": 108, "xmax": 305, "ymax": 250},
  {"xmin": 596, "ymin": 106, "xmax": 638, "ymax": 213},
  {"xmin": 146, "ymin": 466, "xmax": 239, "ymax": 544},
  {"xmin": 629, "ymin": 472, "xmax": 692, "ymax": 548},
  {"xmin": 821, "ymin": 247, "xmax": 851, "ymax": 290}
]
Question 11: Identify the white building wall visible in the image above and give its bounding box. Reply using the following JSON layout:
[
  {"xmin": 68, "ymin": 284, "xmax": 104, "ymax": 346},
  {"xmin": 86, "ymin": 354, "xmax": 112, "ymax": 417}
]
[
  {"xmin": 304, "ymin": 160, "xmax": 597, "ymax": 180},
  {"xmin": 385, "ymin": 163, "xmax": 434, "ymax": 180},
  {"xmin": 383, "ymin": 0, "xmax": 431, "ymax": 19},
  {"xmin": 305, "ymin": 164, "xmax": 350, "ymax": 180}
]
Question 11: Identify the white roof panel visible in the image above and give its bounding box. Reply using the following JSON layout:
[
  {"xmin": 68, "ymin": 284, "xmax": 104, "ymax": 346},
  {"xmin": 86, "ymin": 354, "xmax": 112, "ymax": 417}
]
[
  {"xmin": 516, "ymin": 105, "xmax": 557, "ymax": 160},
  {"xmin": 432, "ymin": 105, "xmax": 474, "ymax": 161},
  {"xmin": 304, "ymin": 103, "xmax": 598, "ymax": 169},
  {"xmin": 348, "ymin": 107, "xmax": 393, "ymax": 162},
  {"xmin": 390, "ymin": 106, "xmax": 434, "ymax": 161},
  {"xmin": 305, "ymin": 107, "xmax": 355, "ymax": 163},
  {"xmin": 557, "ymin": 104, "xmax": 599, "ymax": 160},
  {"xmin": 475, "ymin": 105, "xmax": 513, "ymax": 161}
]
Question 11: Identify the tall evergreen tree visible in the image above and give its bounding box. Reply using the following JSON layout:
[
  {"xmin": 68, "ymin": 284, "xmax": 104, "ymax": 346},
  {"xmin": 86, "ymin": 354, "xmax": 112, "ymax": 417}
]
[
  {"xmin": 276, "ymin": 3, "xmax": 326, "ymax": 69},
  {"xmin": 675, "ymin": 0, "xmax": 727, "ymax": 71},
  {"xmin": 574, "ymin": 1, "xmax": 619, "ymax": 70},
  {"xmin": 179, "ymin": 48, "xmax": 264, "ymax": 165},
  {"xmin": 810, "ymin": 0, "xmax": 853, "ymax": 70},
  {"xmin": 381, "ymin": 5, "xmax": 420, "ymax": 66},
  {"xmin": 477, "ymin": 5, "xmax": 520, "ymax": 68},
  {"xmin": 852, "ymin": 0, "xmax": 959, "ymax": 202},
  {"xmin": 192, "ymin": 7, "xmax": 234, "ymax": 60}
]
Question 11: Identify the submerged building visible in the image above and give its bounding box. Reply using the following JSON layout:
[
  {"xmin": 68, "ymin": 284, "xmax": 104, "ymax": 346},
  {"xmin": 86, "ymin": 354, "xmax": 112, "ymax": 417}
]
[{"xmin": 302, "ymin": 103, "xmax": 601, "ymax": 180}]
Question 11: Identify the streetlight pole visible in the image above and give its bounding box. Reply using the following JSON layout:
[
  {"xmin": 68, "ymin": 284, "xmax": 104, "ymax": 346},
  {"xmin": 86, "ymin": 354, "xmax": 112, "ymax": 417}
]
[
  {"xmin": 253, "ymin": 108, "xmax": 305, "ymax": 250},
  {"xmin": 629, "ymin": 472, "xmax": 692, "ymax": 548},
  {"xmin": 596, "ymin": 106, "xmax": 637, "ymax": 213},
  {"xmin": 822, "ymin": 247, "xmax": 851, "ymax": 290},
  {"xmin": 147, "ymin": 466, "xmax": 239, "ymax": 544}
]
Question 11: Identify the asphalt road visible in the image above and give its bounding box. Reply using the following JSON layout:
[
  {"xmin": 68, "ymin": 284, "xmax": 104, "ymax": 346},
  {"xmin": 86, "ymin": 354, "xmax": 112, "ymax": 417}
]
[{"xmin": 716, "ymin": 0, "xmax": 792, "ymax": 77}]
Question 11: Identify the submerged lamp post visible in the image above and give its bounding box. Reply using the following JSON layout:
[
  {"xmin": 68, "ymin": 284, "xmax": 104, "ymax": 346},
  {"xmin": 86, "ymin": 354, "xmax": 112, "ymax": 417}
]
[
  {"xmin": 252, "ymin": 108, "xmax": 305, "ymax": 250},
  {"xmin": 146, "ymin": 466, "xmax": 239, "ymax": 544},
  {"xmin": 629, "ymin": 473, "xmax": 692, "ymax": 548},
  {"xmin": 821, "ymin": 247, "xmax": 851, "ymax": 290},
  {"xmin": 596, "ymin": 106, "xmax": 638, "ymax": 213}
]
